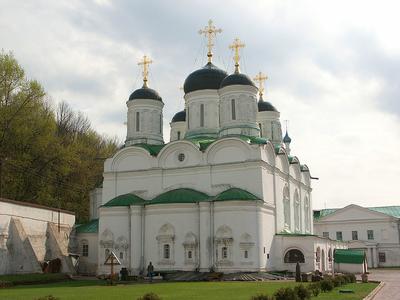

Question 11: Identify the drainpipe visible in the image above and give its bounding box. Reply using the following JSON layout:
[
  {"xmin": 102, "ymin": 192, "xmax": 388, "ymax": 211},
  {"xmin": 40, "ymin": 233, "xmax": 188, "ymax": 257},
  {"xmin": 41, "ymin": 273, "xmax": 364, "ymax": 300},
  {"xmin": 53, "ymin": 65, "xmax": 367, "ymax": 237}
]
[
  {"xmin": 197, "ymin": 202, "xmax": 201, "ymax": 270},
  {"xmin": 210, "ymin": 201, "xmax": 214, "ymax": 270},
  {"xmin": 140, "ymin": 205, "xmax": 145, "ymax": 274},
  {"xmin": 128, "ymin": 206, "xmax": 132, "ymax": 273}
]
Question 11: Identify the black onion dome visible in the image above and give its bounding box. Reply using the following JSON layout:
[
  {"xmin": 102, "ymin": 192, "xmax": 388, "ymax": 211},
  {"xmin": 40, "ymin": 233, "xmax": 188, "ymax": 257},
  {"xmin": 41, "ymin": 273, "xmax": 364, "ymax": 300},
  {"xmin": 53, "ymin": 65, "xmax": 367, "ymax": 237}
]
[
  {"xmin": 220, "ymin": 73, "xmax": 256, "ymax": 88},
  {"xmin": 258, "ymin": 100, "xmax": 278, "ymax": 112},
  {"xmin": 128, "ymin": 87, "xmax": 162, "ymax": 101},
  {"xmin": 171, "ymin": 110, "xmax": 186, "ymax": 123},
  {"xmin": 183, "ymin": 62, "xmax": 228, "ymax": 93}
]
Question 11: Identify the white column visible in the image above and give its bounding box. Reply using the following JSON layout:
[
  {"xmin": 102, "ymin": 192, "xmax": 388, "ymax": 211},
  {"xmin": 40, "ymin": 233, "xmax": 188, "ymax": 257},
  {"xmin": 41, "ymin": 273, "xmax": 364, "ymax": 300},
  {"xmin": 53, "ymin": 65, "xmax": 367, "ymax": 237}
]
[{"xmin": 199, "ymin": 202, "xmax": 211, "ymax": 271}]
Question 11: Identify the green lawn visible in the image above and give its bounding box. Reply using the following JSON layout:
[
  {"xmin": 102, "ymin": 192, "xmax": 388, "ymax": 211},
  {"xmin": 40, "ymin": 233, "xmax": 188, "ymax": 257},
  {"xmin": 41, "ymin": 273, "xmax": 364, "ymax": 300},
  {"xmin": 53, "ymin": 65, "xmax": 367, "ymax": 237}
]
[{"xmin": 0, "ymin": 280, "xmax": 378, "ymax": 300}]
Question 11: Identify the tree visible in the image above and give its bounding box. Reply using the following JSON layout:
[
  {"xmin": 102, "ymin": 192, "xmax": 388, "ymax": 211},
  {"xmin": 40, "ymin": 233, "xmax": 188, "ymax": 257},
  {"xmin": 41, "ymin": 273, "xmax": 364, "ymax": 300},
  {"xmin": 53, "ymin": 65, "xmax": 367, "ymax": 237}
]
[{"xmin": 0, "ymin": 51, "xmax": 118, "ymax": 221}]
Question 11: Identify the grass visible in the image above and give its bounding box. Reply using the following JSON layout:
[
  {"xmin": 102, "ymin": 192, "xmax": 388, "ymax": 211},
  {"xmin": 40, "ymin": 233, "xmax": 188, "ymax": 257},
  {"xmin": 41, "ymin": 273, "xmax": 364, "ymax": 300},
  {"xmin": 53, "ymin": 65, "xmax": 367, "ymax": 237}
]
[
  {"xmin": 0, "ymin": 273, "xmax": 69, "ymax": 285},
  {"xmin": 0, "ymin": 280, "xmax": 378, "ymax": 300}
]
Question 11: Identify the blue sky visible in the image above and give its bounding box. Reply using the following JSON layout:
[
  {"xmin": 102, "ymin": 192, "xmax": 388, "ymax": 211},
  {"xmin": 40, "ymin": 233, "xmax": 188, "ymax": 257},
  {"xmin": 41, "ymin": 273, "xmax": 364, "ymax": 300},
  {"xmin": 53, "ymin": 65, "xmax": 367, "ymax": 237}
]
[{"xmin": 1, "ymin": 0, "xmax": 399, "ymax": 208}]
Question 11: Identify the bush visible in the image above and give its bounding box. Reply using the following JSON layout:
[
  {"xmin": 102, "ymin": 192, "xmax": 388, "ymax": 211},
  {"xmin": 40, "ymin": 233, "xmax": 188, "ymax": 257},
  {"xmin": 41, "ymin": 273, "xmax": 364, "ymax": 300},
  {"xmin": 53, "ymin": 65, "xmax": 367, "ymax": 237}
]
[
  {"xmin": 301, "ymin": 273, "xmax": 308, "ymax": 282},
  {"xmin": 250, "ymin": 294, "xmax": 274, "ymax": 300},
  {"xmin": 0, "ymin": 281, "xmax": 12, "ymax": 289},
  {"xmin": 137, "ymin": 293, "xmax": 161, "ymax": 300},
  {"xmin": 274, "ymin": 287, "xmax": 299, "ymax": 300},
  {"xmin": 346, "ymin": 273, "xmax": 356, "ymax": 283},
  {"xmin": 308, "ymin": 283, "xmax": 321, "ymax": 297},
  {"xmin": 34, "ymin": 296, "xmax": 59, "ymax": 300},
  {"xmin": 294, "ymin": 284, "xmax": 311, "ymax": 300},
  {"xmin": 320, "ymin": 279, "xmax": 334, "ymax": 292}
]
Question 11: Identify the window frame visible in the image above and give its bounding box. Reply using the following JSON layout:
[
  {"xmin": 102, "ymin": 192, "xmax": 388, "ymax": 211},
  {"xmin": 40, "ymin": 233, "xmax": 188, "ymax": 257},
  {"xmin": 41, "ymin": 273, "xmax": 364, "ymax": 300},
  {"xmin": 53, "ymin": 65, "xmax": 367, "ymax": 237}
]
[
  {"xmin": 352, "ymin": 230, "xmax": 358, "ymax": 240},
  {"xmin": 367, "ymin": 230, "xmax": 374, "ymax": 240},
  {"xmin": 163, "ymin": 244, "xmax": 170, "ymax": 259},
  {"xmin": 200, "ymin": 104, "xmax": 204, "ymax": 127},
  {"xmin": 82, "ymin": 244, "xmax": 89, "ymax": 257},
  {"xmin": 336, "ymin": 231, "xmax": 343, "ymax": 241},
  {"xmin": 231, "ymin": 99, "xmax": 236, "ymax": 120},
  {"xmin": 136, "ymin": 111, "xmax": 140, "ymax": 132}
]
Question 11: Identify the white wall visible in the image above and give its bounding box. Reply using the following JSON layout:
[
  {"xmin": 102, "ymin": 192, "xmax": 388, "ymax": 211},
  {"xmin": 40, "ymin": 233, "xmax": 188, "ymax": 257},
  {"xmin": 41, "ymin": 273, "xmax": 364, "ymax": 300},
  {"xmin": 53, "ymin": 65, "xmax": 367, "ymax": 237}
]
[{"xmin": 314, "ymin": 205, "xmax": 400, "ymax": 267}]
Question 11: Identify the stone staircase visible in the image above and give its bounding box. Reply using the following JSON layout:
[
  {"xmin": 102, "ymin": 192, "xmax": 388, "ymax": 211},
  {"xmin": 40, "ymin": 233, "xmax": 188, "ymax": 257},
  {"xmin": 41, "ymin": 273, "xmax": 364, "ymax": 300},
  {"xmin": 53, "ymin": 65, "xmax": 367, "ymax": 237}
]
[{"xmin": 163, "ymin": 271, "xmax": 287, "ymax": 282}]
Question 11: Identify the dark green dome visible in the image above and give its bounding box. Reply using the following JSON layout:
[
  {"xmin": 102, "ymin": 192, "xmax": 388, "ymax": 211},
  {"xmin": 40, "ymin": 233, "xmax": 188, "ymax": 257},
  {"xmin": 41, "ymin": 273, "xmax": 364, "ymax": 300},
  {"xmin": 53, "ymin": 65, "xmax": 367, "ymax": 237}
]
[
  {"xmin": 171, "ymin": 110, "xmax": 186, "ymax": 123},
  {"xmin": 258, "ymin": 100, "xmax": 278, "ymax": 112},
  {"xmin": 129, "ymin": 87, "xmax": 162, "ymax": 101},
  {"xmin": 183, "ymin": 62, "xmax": 228, "ymax": 93},
  {"xmin": 220, "ymin": 73, "xmax": 256, "ymax": 88}
]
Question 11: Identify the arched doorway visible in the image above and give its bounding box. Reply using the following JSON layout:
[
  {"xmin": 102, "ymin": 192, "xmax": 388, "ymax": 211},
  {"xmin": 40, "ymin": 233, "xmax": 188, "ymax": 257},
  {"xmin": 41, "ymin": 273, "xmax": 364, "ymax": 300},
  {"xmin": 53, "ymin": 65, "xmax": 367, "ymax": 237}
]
[
  {"xmin": 284, "ymin": 249, "xmax": 305, "ymax": 263},
  {"xmin": 321, "ymin": 249, "xmax": 326, "ymax": 271}
]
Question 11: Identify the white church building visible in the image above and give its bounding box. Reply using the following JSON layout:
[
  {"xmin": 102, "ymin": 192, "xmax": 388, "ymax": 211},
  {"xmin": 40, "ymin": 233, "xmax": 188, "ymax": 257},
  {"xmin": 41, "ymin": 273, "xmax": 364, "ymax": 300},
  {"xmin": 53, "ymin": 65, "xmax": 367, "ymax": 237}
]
[{"xmin": 76, "ymin": 21, "xmax": 346, "ymax": 276}]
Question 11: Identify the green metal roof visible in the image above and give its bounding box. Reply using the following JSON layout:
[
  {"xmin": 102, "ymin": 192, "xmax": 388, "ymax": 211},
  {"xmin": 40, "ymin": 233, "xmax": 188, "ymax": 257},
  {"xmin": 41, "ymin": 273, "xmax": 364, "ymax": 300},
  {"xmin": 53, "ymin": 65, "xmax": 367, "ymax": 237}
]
[
  {"xmin": 314, "ymin": 206, "xmax": 400, "ymax": 221},
  {"xmin": 369, "ymin": 206, "xmax": 400, "ymax": 218},
  {"xmin": 149, "ymin": 188, "xmax": 211, "ymax": 205},
  {"xmin": 76, "ymin": 219, "xmax": 98, "ymax": 234},
  {"xmin": 134, "ymin": 143, "xmax": 166, "ymax": 156},
  {"xmin": 334, "ymin": 249, "xmax": 366, "ymax": 264},
  {"xmin": 213, "ymin": 188, "xmax": 261, "ymax": 201},
  {"xmin": 102, "ymin": 193, "xmax": 145, "ymax": 207}
]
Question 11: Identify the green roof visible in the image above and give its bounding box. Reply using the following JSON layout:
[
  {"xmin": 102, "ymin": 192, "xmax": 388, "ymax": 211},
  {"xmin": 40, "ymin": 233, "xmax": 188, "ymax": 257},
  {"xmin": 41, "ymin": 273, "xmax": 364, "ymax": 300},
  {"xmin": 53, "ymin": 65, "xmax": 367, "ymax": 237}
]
[
  {"xmin": 334, "ymin": 249, "xmax": 366, "ymax": 264},
  {"xmin": 76, "ymin": 219, "xmax": 98, "ymax": 234},
  {"xmin": 213, "ymin": 188, "xmax": 261, "ymax": 201},
  {"xmin": 314, "ymin": 206, "xmax": 400, "ymax": 221},
  {"xmin": 149, "ymin": 188, "xmax": 211, "ymax": 205},
  {"xmin": 103, "ymin": 193, "xmax": 145, "ymax": 207},
  {"xmin": 134, "ymin": 143, "xmax": 166, "ymax": 156}
]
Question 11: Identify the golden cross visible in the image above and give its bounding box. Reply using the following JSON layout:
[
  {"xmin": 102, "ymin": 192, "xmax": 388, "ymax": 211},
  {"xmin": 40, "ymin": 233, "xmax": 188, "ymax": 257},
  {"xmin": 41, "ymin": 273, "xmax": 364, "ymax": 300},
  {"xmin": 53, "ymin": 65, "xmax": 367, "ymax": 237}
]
[
  {"xmin": 253, "ymin": 71, "xmax": 268, "ymax": 99},
  {"xmin": 198, "ymin": 19, "xmax": 222, "ymax": 63},
  {"xmin": 138, "ymin": 55, "xmax": 153, "ymax": 88},
  {"xmin": 229, "ymin": 38, "xmax": 245, "ymax": 73}
]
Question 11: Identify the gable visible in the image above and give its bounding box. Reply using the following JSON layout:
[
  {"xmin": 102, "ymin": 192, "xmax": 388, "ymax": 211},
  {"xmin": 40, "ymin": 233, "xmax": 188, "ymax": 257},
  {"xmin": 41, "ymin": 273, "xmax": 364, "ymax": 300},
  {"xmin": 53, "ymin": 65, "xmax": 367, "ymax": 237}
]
[{"xmin": 317, "ymin": 205, "xmax": 393, "ymax": 222}]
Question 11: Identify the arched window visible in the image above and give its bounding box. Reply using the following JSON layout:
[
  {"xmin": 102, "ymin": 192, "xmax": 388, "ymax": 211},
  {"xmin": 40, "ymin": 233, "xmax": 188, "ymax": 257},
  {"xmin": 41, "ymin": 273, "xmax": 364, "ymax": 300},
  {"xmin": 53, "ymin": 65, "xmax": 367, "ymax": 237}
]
[
  {"xmin": 163, "ymin": 244, "xmax": 170, "ymax": 259},
  {"xmin": 136, "ymin": 111, "xmax": 140, "ymax": 131},
  {"xmin": 159, "ymin": 114, "xmax": 162, "ymax": 133},
  {"xmin": 222, "ymin": 247, "xmax": 228, "ymax": 259},
  {"xmin": 188, "ymin": 250, "xmax": 192, "ymax": 259},
  {"xmin": 105, "ymin": 248, "xmax": 110, "ymax": 258},
  {"xmin": 244, "ymin": 250, "xmax": 248, "ymax": 259},
  {"xmin": 200, "ymin": 104, "xmax": 204, "ymax": 127},
  {"xmin": 177, "ymin": 131, "xmax": 181, "ymax": 140},
  {"xmin": 328, "ymin": 248, "xmax": 332, "ymax": 262},
  {"xmin": 284, "ymin": 249, "xmax": 305, "ymax": 263},
  {"xmin": 304, "ymin": 197, "xmax": 310, "ymax": 232},
  {"xmin": 316, "ymin": 247, "xmax": 321, "ymax": 262},
  {"xmin": 259, "ymin": 123, "xmax": 262, "ymax": 136},
  {"xmin": 81, "ymin": 240, "xmax": 88, "ymax": 257},
  {"xmin": 294, "ymin": 190, "xmax": 300, "ymax": 232},
  {"xmin": 283, "ymin": 186, "xmax": 290, "ymax": 229},
  {"xmin": 231, "ymin": 99, "xmax": 236, "ymax": 120}
]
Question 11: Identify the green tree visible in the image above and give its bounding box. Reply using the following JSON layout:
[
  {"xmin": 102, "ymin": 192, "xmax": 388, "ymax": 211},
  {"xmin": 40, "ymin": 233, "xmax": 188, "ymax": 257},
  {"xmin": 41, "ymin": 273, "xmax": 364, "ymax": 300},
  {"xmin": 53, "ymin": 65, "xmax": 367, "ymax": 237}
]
[{"xmin": 0, "ymin": 51, "xmax": 118, "ymax": 221}]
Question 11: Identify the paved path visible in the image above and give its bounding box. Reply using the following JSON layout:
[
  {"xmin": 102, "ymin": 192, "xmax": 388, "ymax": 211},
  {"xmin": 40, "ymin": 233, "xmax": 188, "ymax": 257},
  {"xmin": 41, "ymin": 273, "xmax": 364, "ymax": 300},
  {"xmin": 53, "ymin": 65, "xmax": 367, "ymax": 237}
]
[{"xmin": 362, "ymin": 269, "xmax": 400, "ymax": 300}]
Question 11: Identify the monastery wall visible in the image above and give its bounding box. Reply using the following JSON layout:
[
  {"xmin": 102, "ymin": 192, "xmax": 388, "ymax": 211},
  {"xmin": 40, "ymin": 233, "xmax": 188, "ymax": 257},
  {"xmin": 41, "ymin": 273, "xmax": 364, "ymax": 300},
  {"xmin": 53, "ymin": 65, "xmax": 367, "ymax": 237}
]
[{"xmin": 0, "ymin": 198, "xmax": 75, "ymax": 274}]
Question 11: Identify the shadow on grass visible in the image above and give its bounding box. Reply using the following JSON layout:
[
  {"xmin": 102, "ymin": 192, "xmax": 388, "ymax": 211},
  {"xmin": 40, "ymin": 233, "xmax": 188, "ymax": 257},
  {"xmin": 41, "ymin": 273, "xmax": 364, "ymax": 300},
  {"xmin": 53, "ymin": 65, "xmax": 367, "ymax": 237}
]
[{"xmin": 10, "ymin": 280, "xmax": 107, "ymax": 290}]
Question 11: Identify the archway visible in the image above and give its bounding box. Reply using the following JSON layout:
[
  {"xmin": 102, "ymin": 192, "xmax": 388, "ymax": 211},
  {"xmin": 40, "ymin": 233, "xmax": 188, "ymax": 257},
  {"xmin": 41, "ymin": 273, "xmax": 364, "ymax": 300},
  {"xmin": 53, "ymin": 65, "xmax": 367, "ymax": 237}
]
[{"xmin": 284, "ymin": 249, "xmax": 305, "ymax": 263}]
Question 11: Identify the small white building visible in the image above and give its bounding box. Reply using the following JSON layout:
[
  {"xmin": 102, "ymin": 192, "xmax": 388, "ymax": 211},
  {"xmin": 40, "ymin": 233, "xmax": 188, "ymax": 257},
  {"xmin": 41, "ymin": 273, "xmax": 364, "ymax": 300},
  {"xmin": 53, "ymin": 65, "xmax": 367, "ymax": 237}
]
[
  {"xmin": 333, "ymin": 249, "xmax": 367, "ymax": 274},
  {"xmin": 314, "ymin": 204, "xmax": 400, "ymax": 268}
]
